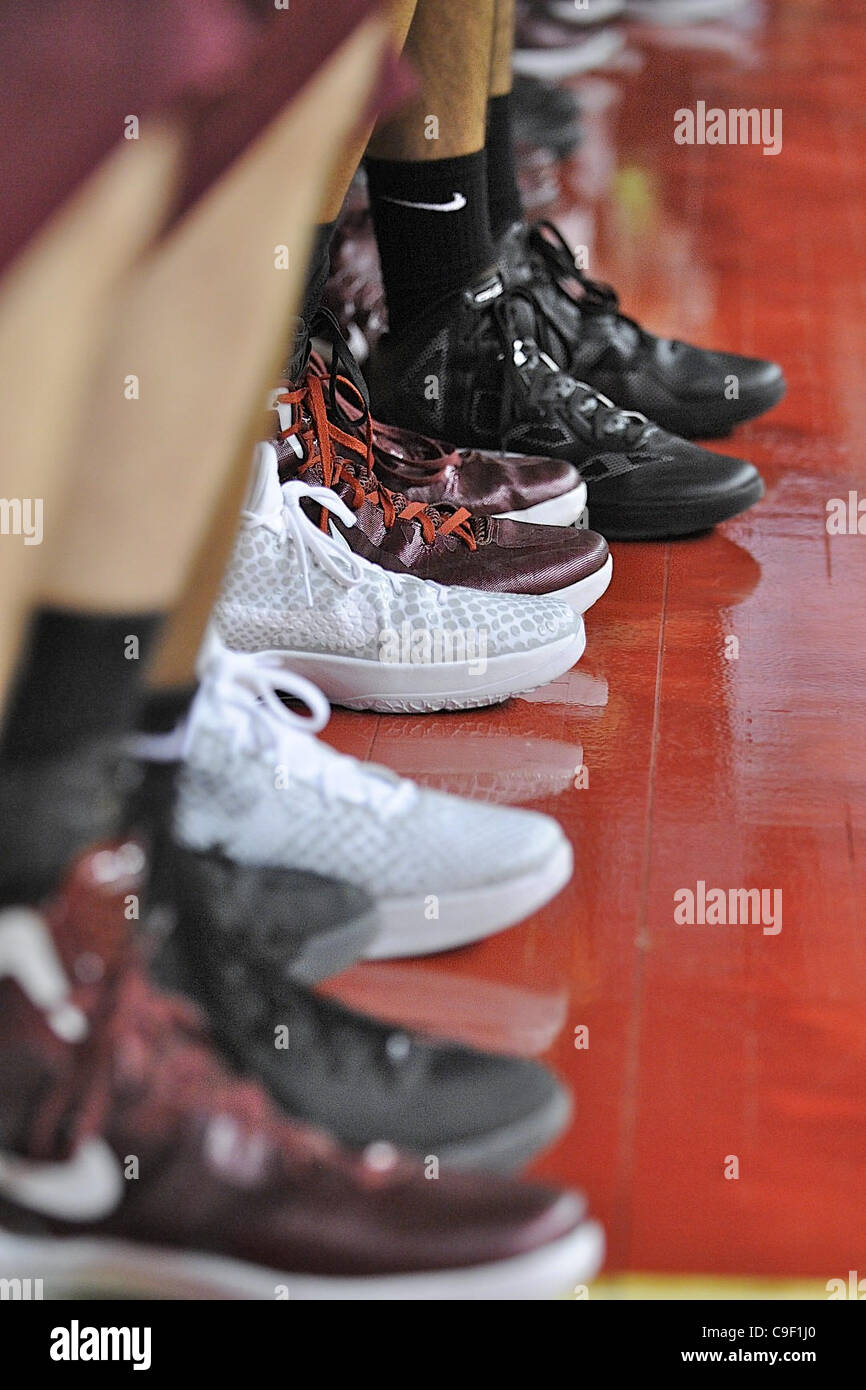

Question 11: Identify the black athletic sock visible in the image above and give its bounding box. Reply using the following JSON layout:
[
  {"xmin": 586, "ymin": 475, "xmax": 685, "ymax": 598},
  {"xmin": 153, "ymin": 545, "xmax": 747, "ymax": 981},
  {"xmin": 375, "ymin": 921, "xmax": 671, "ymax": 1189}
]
[
  {"xmin": 365, "ymin": 150, "xmax": 495, "ymax": 331},
  {"xmin": 125, "ymin": 684, "xmax": 199, "ymax": 899},
  {"xmin": 300, "ymin": 221, "xmax": 337, "ymax": 325},
  {"xmin": 486, "ymin": 92, "xmax": 524, "ymax": 239},
  {"xmin": 0, "ymin": 608, "xmax": 162, "ymax": 906},
  {"xmin": 1, "ymin": 609, "xmax": 162, "ymax": 760},
  {"xmin": 137, "ymin": 685, "xmax": 197, "ymax": 735}
]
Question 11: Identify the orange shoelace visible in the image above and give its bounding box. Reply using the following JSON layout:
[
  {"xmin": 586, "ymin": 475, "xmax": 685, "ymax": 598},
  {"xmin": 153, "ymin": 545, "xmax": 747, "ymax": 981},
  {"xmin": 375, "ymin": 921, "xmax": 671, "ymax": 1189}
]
[{"xmin": 275, "ymin": 369, "xmax": 476, "ymax": 550}]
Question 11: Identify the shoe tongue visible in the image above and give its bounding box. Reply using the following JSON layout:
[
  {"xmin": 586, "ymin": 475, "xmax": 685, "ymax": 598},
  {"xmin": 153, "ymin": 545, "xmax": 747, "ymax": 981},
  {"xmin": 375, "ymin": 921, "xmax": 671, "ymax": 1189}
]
[
  {"xmin": 284, "ymin": 316, "xmax": 312, "ymax": 382},
  {"xmin": 508, "ymin": 294, "xmax": 543, "ymax": 346},
  {"xmin": 273, "ymin": 363, "xmax": 479, "ymax": 540},
  {"xmin": 245, "ymin": 441, "xmax": 285, "ymax": 514},
  {"xmin": 505, "ymin": 303, "xmax": 560, "ymax": 381},
  {"xmin": 491, "ymin": 284, "xmax": 555, "ymax": 367},
  {"xmin": 495, "ymin": 222, "xmax": 532, "ymax": 286}
]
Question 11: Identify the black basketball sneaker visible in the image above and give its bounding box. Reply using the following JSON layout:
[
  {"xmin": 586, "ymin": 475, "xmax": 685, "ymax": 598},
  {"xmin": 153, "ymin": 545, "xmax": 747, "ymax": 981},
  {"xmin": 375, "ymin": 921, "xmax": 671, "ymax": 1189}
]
[
  {"xmin": 154, "ymin": 882, "xmax": 571, "ymax": 1173},
  {"xmin": 365, "ymin": 271, "xmax": 765, "ymax": 540},
  {"xmin": 130, "ymin": 751, "xmax": 570, "ymax": 1173},
  {"xmin": 495, "ymin": 220, "xmax": 785, "ymax": 438}
]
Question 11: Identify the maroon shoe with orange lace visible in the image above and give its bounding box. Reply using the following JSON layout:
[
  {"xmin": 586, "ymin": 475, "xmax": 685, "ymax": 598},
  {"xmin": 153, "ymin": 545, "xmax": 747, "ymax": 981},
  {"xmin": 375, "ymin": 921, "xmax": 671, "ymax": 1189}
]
[
  {"xmin": 370, "ymin": 419, "xmax": 588, "ymax": 527},
  {"xmin": 0, "ymin": 843, "xmax": 604, "ymax": 1298},
  {"xmin": 272, "ymin": 311, "xmax": 611, "ymax": 614}
]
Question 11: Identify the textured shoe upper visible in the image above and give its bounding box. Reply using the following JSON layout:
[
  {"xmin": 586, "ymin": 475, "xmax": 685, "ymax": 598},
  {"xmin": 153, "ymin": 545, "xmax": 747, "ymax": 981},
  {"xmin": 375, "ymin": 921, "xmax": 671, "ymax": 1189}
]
[
  {"xmin": 370, "ymin": 419, "xmax": 583, "ymax": 517},
  {"xmin": 160, "ymin": 845, "xmax": 378, "ymax": 982},
  {"xmin": 272, "ymin": 312, "xmax": 604, "ymax": 594},
  {"xmin": 364, "ymin": 270, "xmax": 763, "ymax": 511},
  {"xmin": 175, "ymin": 649, "xmax": 567, "ymax": 900},
  {"xmin": 365, "ymin": 271, "xmax": 657, "ymax": 463},
  {"xmin": 215, "ymin": 441, "xmax": 580, "ymax": 659},
  {"xmin": 337, "ymin": 509, "xmax": 608, "ymax": 595},
  {"xmin": 496, "ymin": 220, "xmax": 784, "ymax": 428},
  {"xmin": 179, "ymin": 918, "xmax": 565, "ymax": 1155},
  {"xmin": 217, "ymin": 496, "xmax": 579, "ymax": 653}
]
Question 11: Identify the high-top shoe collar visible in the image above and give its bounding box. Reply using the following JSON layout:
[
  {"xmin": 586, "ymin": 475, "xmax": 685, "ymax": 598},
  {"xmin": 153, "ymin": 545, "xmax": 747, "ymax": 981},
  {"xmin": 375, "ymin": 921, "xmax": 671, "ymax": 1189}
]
[{"xmin": 270, "ymin": 316, "xmax": 479, "ymax": 552}]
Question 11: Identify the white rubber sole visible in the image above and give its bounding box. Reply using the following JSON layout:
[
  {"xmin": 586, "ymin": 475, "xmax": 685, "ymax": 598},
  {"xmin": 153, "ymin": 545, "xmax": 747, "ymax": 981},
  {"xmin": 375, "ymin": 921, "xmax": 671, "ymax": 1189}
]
[
  {"xmin": 365, "ymin": 833, "xmax": 573, "ymax": 960},
  {"xmin": 513, "ymin": 26, "xmax": 625, "ymax": 77},
  {"xmin": 494, "ymin": 480, "xmax": 588, "ymax": 527},
  {"xmin": 254, "ymin": 623, "xmax": 585, "ymax": 714},
  {"xmin": 0, "ymin": 1220, "xmax": 604, "ymax": 1300},
  {"xmin": 552, "ymin": 553, "xmax": 613, "ymax": 615}
]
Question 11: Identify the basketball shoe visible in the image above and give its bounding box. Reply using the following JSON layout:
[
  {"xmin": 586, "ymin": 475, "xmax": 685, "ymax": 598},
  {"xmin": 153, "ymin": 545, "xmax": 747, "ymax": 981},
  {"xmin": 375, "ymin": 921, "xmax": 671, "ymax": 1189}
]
[
  {"xmin": 173, "ymin": 641, "xmax": 575, "ymax": 958},
  {"xmin": 366, "ymin": 270, "xmax": 766, "ymax": 539}
]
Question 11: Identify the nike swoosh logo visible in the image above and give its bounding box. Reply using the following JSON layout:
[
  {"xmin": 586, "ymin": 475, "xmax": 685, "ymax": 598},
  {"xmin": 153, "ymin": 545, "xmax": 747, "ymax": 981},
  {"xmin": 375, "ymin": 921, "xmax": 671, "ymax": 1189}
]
[
  {"xmin": 380, "ymin": 193, "xmax": 467, "ymax": 213},
  {"xmin": 0, "ymin": 1138, "xmax": 124, "ymax": 1221}
]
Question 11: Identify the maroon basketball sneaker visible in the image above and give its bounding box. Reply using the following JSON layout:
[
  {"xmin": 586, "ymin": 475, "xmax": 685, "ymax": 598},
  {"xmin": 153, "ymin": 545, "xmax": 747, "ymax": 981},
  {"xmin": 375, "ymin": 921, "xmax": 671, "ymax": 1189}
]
[
  {"xmin": 0, "ymin": 844, "xmax": 604, "ymax": 1299},
  {"xmin": 272, "ymin": 313, "xmax": 612, "ymax": 614},
  {"xmin": 370, "ymin": 420, "xmax": 588, "ymax": 527}
]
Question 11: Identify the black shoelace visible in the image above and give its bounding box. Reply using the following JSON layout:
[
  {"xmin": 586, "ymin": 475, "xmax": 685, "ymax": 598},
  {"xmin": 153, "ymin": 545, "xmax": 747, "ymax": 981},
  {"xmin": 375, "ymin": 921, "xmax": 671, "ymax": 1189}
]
[
  {"xmin": 471, "ymin": 285, "xmax": 650, "ymax": 448},
  {"xmin": 528, "ymin": 221, "xmax": 623, "ymax": 315},
  {"xmin": 526, "ymin": 221, "xmax": 686, "ymax": 364}
]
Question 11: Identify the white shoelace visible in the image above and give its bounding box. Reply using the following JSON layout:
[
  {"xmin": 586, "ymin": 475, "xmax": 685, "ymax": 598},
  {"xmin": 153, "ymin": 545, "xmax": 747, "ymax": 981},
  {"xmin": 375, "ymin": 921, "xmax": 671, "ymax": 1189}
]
[
  {"xmin": 197, "ymin": 646, "xmax": 417, "ymax": 818},
  {"xmin": 244, "ymin": 476, "xmax": 447, "ymax": 610},
  {"xmin": 243, "ymin": 478, "xmax": 362, "ymax": 608}
]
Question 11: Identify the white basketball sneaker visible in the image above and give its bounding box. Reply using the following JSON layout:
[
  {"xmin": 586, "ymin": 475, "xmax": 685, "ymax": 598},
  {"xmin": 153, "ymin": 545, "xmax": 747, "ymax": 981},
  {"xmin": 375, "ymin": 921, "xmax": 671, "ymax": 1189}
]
[
  {"xmin": 172, "ymin": 643, "xmax": 574, "ymax": 959},
  {"xmin": 212, "ymin": 442, "xmax": 585, "ymax": 714}
]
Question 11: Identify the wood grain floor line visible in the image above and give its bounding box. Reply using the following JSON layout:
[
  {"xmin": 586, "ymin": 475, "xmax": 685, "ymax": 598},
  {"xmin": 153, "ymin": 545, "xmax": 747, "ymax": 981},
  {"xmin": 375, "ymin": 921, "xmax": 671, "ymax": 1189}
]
[{"xmin": 613, "ymin": 543, "xmax": 671, "ymax": 1262}]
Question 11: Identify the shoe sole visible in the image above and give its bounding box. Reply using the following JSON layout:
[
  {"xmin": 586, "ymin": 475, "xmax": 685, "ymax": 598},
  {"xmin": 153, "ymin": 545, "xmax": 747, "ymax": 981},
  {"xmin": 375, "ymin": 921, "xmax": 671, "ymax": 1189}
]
[
  {"xmin": 251, "ymin": 624, "xmax": 586, "ymax": 714},
  {"xmin": 588, "ymin": 473, "xmax": 765, "ymax": 541},
  {"xmin": 0, "ymin": 1219, "xmax": 604, "ymax": 1300},
  {"xmin": 438, "ymin": 1083, "xmax": 573, "ymax": 1173},
  {"xmin": 512, "ymin": 27, "xmax": 625, "ymax": 78},
  {"xmin": 364, "ymin": 832, "xmax": 573, "ymax": 959},
  {"xmin": 550, "ymin": 553, "xmax": 613, "ymax": 614},
  {"xmin": 494, "ymin": 480, "xmax": 587, "ymax": 527}
]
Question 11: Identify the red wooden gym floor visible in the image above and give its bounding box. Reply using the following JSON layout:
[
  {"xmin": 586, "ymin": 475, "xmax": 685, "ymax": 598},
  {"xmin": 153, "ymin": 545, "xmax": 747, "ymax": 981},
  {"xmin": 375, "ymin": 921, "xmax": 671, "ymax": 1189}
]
[{"xmin": 324, "ymin": 0, "xmax": 866, "ymax": 1292}]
